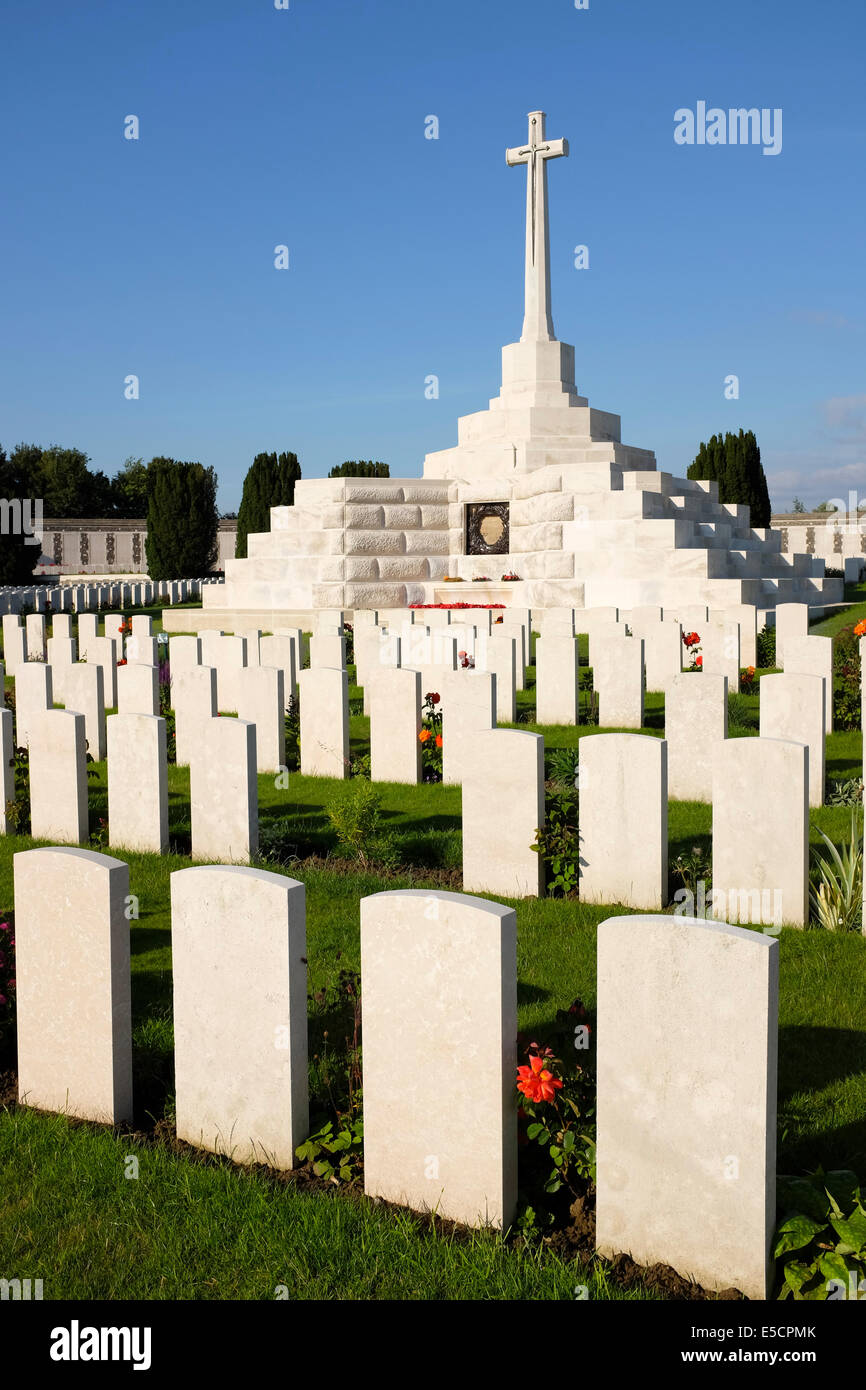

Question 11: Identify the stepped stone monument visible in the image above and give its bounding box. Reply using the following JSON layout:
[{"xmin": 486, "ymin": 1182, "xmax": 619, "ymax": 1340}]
[{"xmin": 204, "ymin": 111, "xmax": 839, "ymax": 622}]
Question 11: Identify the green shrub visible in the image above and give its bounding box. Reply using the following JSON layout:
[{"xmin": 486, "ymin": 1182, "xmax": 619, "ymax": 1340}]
[
  {"xmin": 756, "ymin": 624, "xmax": 776, "ymax": 667},
  {"xmin": 832, "ymin": 625, "xmax": 861, "ymax": 731},
  {"xmin": 326, "ymin": 780, "xmax": 387, "ymax": 867},
  {"xmin": 532, "ymin": 783, "xmax": 579, "ymax": 897},
  {"xmin": 775, "ymin": 1169, "xmax": 866, "ymax": 1300},
  {"xmin": 809, "ymin": 809, "xmax": 863, "ymax": 932}
]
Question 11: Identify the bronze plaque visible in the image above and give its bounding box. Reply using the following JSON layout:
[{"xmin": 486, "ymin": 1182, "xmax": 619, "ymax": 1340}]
[{"xmin": 466, "ymin": 502, "xmax": 509, "ymax": 556}]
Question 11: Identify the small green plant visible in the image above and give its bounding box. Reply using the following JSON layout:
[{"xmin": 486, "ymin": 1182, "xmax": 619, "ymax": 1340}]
[
  {"xmin": 826, "ymin": 777, "xmax": 864, "ymax": 807},
  {"xmin": 756, "ymin": 623, "xmax": 776, "ymax": 667},
  {"xmin": 326, "ymin": 780, "xmax": 388, "ymax": 867},
  {"xmin": 5, "ymin": 744, "xmax": 30, "ymax": 835},
  {"xmin": 532, "ymin": 782, "xmax": 579, "ymax": 897},
  {"xmin": 295, "ymin": 1118, "xmax": 364, "ymax": 1183},
  {"xmin": 809, "ymin": 808, "xmax": 863, "ymax": 933},
  {"xmin": 297, "ymin": 963, "xmax": 364, "ymax": 1183},
  {"xmin": 671, "ymin": 844, "xmax": 712, "ymax": 898},
  {"xmin": 89, "ymin": 817, "xmax": 109, "ymax": 851},
  {"xmin": 283, "ymin": 694, "xmax": 300, "ymax": 772},
  {"xmin": 546, "ymin": 746, "xmax": 580, "ymax": 788},
  {"xmin": 774, "ymin": 1169, "xmax": 866, "ymax": 1300},
  {"xmin": 349, "ymin": 752, "xmax": 371, "ymax": 779}
]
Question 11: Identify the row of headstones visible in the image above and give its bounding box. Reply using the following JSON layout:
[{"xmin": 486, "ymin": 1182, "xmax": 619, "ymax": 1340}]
[
  {"xmin": 1, "ymin": 610, "xmax": 162, "ymax": 678},
  {"xmin": 13, "ymin": 846, "xmax": 778, "ymax": 1299},
  {"xmin": 0, "ymin": 578, "xmax": 201, "ymax": 617},
  {"xmin": 2, "ymin": 655, "xmax": 836, "ymax": 920},
  {"xmin": 323, "ymin": 601, "xmax": 832, "ymax": 735}
]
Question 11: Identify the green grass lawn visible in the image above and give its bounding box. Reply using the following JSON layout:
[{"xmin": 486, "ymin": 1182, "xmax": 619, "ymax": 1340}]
[{"xmin": 2, "ymin": 605, "xmax": 866, "ymax": 1299}]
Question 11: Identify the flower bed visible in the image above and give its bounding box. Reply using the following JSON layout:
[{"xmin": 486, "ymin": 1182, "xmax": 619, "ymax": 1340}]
[{"xmin": 409, "ymin": 602, "xmax": 506, "ymax": 610}]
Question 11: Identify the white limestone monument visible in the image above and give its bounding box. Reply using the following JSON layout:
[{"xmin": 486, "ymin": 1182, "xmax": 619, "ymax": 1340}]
[{"xmin": 197, "ymin": 112, "xmax": 839, "ymax": 626}]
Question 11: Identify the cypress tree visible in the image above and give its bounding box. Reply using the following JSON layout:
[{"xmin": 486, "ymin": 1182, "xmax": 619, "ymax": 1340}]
[
  {"xmin": 327, "ymin": 460, "xmax": 390, "ymax": 479},
  {"xmin": 687, "ymin": 430, "xmax": 772, "ymax": 526},
  {"xmin": 145, "ymin": 458, "xmax": 219, "ymax": 580},
  {"xmin": 235, "ymin": 451, "xmax": 301, "ymax": 558}
]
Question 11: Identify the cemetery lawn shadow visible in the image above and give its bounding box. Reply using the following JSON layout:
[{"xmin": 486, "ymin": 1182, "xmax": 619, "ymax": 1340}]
[{"xmin": 0, "ymin": 1107, "xmax": 656, "ymax": 1301}]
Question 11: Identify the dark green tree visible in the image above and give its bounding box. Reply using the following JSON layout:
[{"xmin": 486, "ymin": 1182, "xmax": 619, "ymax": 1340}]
[
  {"xmin": 791, "ymin": 497, "xmax": 806, "ymax": 514},
  {"xmin": 327, "ymin": 460, "xmax": 390, "ymax": 479},
  {"xmin": 687, "ymin": 430, "xmax": 771, "ymax": 527},
  {"xmin": 0, "ymin": 445, "xmax": 38, "ymax": 583},
  {"xmin": 112, "ymin": 457, "xmax": 150, "ymax": 518},
  {"xmin": 235, "ymin": 451, "xmax": 302, "ymax": 559},
  {"xmin": 145, "ymin": 458, "xmax": 219, "ymax": 579}
]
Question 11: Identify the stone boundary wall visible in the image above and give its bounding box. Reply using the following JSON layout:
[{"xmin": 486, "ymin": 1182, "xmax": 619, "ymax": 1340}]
[{"xmin": 29, "ymin": 518, "xmax": 237, "ymax": 577}]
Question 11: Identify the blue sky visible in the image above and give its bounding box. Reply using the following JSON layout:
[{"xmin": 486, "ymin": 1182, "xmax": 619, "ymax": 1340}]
[{"xmin": 1, "ymin": 0, "xmax": 864, "ymax": 511}]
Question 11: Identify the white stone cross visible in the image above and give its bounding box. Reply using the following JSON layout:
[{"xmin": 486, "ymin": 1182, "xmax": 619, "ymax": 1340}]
[{"xmin": 506, "ymin": 110, "xmax": 568, "ymax": 344}]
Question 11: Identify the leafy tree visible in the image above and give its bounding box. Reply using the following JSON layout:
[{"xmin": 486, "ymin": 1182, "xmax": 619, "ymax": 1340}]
[
  {"xmin": 792, "ymin": 497, "xmax": 807, "ymax": 513},
  {"xmin": 687, "ymin": 430, "xmax": 770, "ymax": 527},
  {"xmin": 327, "ymin": 460, "xmax": 390, "ymax": 479},
  {"xmin": 112, "ymin": 457, "xmax": 150, "ymax": 517},
  {"xmin": 235, "ymin": 451, "xmax": 302, "ymax": 559},
  {"xmin": 0, "ymin": 445, "xmax": 37, "ymax": 583},
  {"xmin": 814, "ymin": 500, "xmax": 838, "ymax": 513},
  {"xmin": 145, "ymin": 458, "xmax": 219, "ymax": 579}
]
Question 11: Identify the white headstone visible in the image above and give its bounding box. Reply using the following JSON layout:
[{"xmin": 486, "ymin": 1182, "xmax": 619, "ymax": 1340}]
[
  {"xmin": 759, "ymin": 672, "xmax": 826, "ymax": 809},
  {"xmin": 478, "ymin": 633, "xmax": 517, "ymax": 723},
  {"xmin": 298, "ymin": 667, "xmax": 350, "ymax": 778},
  {"xmin": 593, "ymin": 631, "xmax": 644, "ymax": 729},
  {"xmin": 14, "ymin": 846, "xmax": 133, "ymax": 1123},
  {"xmin": 701, "ymin": 620, "xmax": 740, "ymax": 689},
  {"xmin": 441, "ymin": 670, "xmax": 496, "ymax": 786},
  {"xmin": 117, "ymin": 663, "xmax": 159, "ymax": 717},
  {"xmin": 534, "ymin": 635, "xmax": 579, "ymax": 725},
  {"xmin": 169, "ymin": 634, "xmax": 202, "ymax": 671},
  {"xmin": 309, "ymin": 633, "xmax": 346, "ymax": 669},
  {"xmin": 369, "ymin": 666, "xmax": 422, "ymax": 784},
  {"xmin": 63, "ymin": 662, "xmax": 107, "ymax": 761},
  {"xmin": 712, "ymin": 738, "xmax": 808, "ymax": 927},
  {"xmin": 172, "ymin": 666, "xmax": 218, "ymax": 767},
  {"xmin": 236, "ymin": 666, "xmax": 285, "ymax": 773},
  {"xmin": 28, "ymin": 709, "xmax": 89, "ymax": 844},
  {"xmin": 361, "ymin": 889, "xmax": 516, "ymax": 1228},
  {"xmin": 579, "ymin": 733, "xmax": 668, "ymax": 908},
  {"xmin": 171, "ymin": 865, "xmax": 308, "ymax": 1168},
  {"xmin": 462, "ymin": 729, "xmax": 544, "ymax": 897},
  {"xmin": 13, "ymin": 661, "xmax": 53, "ymax": 749},
  {"xmin": 596, "ymin": 913, "xmax": 778, "ymax": 1300},
  {"xmin": 107, "ymin": 713, "xmax": 169, "ymax": 853},
  {"xmin": 665, "ymin": 672, "xmax": 728, "ymax": 802},
  {"xmin": 782, "ymin": 634, "xmax": 833, "ymax": 733},
  {"xmin": 260, "ymin": 634, "xmax": 298, "ymax": 703},
  {"xmin": 774, "ymin": 602, "xmax": 809, "ymax": 669},
  {"xmin": 190, "ymin": 717, "xmax": 258, "ymax": 864}
]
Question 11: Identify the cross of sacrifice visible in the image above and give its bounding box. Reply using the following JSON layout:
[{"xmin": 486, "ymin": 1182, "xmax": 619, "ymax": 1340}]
[{"xmin": 506, "ymin": 110, "xmax": 569, "ymax": 343}]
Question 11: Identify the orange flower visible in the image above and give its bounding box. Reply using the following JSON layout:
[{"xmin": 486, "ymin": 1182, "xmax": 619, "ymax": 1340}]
[
  {"xmin": 516, "ymin": 1054, "xmax": 563, "ymax": 1104},
  {"xmin": 419, "ymin": 729, "xmax": 431, "ymax": 743},
  {"xmin": 695, "ymin": 655, "xmax": 703, "ymax": 668},
  {"xmin": 435, "ymin": 734, "xmax": 443, "ymax": 748},
  {"xmin": 855, "ymin": 620, "xmax": 866, "ymax": 638}
]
